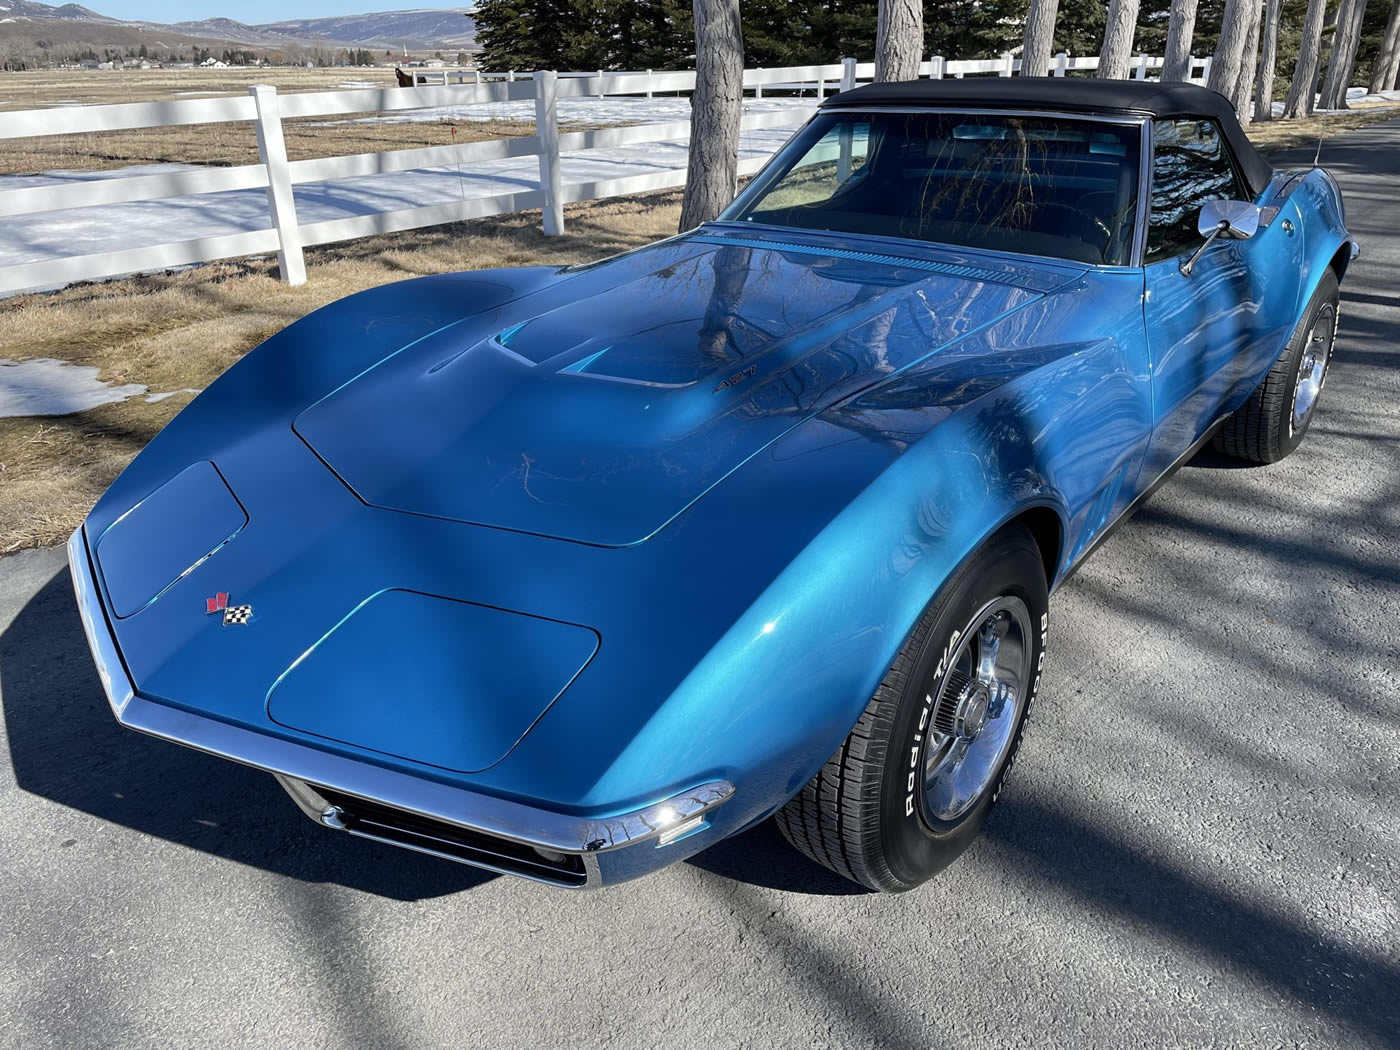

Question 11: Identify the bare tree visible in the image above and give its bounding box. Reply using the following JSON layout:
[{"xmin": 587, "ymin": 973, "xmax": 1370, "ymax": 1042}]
[
  {"xmin": 1161, "ymin": 0, "xmax": 1200, "ymax": 82},
  {"xmin": 875, "ymin": 0, "xmax": 923, "ymax": 82},
  {"xmin": 679, "ymin": 0, "xmax": 743, "ymax": 230},
  {"xmin": 1283, "ymin": 0, "xmax": 1328, "ymax": 117},
  {"xmin": 1254, "ymin": 0, "xmax": 1281, "ymax": 120},
  {"xmin": 1020, "ymin": 0, "xmax": 1059, "ymax": 76},
  {"xmin": 1232, "ymin": 0, "xmax": 1261, "ymax": 123},
  {"xmin": 1207, "ymin": 0, "xmax": 1255, "ymax": 98},
  {"xmin": 1097, "ymin": 0, "xmax": 1141, "ymax": 79},
  {"xmin": 1370, "ymin": 0, "xmax": 1400, "ymax": 93},
  {"xmin": 1319, "ymin": 0, "xmax": 1367, "ymax": 109}
]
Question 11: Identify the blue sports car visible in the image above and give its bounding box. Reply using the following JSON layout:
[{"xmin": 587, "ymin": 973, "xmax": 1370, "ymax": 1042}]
[{"xmin": 69, "ymin": 79, "xmax": 1354, "ymax": 891}]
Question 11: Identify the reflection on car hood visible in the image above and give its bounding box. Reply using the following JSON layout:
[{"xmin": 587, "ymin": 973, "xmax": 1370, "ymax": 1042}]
[{"xmin": 294, "ymin": 230, "xmax": 1076, "ymax": 547}]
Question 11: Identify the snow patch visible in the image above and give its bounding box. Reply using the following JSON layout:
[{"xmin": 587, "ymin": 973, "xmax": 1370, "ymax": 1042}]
[
  {"xmin": 0, "ymin": 358, "xmax": 147, "ymax": 418},
  {"xmin": 317, "ymin": 95, "xmax": 809, "ymax": 129},
  {"xmin": 144, "ymin": 387, "xmax": 201, "ymax": 403},
  {"xmin": 0, "ymin": 110, "xmax": 804, "ymax": 298}
]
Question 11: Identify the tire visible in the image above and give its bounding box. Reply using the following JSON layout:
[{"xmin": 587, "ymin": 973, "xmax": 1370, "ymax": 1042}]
[
  {"xmin": 775, "ymin": 525, "xmax": 1049, "ymax": 893},
  {"xmin": 1214, "ymin": 270, "xmax": 1340, "ymax": 464}
]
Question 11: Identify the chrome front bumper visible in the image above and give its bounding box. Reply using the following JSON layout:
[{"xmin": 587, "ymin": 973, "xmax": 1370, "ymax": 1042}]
[{"xmin": 66, "ymin": 526, "xmax": 733, "ymax": 887}]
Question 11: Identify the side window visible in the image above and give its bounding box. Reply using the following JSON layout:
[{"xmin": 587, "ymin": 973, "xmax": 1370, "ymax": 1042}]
[{"xmin": 1146, "ymin": 119, "xmax": 1247, "ymax": 262}]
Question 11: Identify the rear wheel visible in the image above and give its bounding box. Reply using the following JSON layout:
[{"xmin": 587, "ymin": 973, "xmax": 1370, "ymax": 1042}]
[
  {"xmin": 1215, "ymin": 270, "xmax": 1339, "ymax": 464},
  {"xmin": 775, "ymin": 525, "xmax": 1049, "ymax": 892}
]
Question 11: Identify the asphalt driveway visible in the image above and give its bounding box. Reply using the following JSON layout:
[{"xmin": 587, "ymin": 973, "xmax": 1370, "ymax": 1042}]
[{"xmin": 1, "ymin": 120, "xmax": 1397, "ymax": 1050}]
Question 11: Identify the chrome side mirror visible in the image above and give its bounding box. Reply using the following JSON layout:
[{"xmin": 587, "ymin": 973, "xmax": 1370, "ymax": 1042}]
[
  {"xmin": 1180, "ymin": 200, "xmax": 1261, "ymax": 276},
  {"xmin": 1198, "ymin": 199, "xmax": 1261, "ymax": 240},
  {"xmin": 1176, "ymin": 200, "xmax": 1265, "ymax": 277}
]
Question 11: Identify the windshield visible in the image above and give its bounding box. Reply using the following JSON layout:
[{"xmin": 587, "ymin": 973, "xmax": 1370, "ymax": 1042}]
[{"xmin": 722, "ymin": 111, "xmax": 1143, "ymax": 266}]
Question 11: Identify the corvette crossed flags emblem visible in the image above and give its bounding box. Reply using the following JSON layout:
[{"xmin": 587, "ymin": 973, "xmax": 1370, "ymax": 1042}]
[{"xmin": 205, "ymin": 592, "xmax": 253, "ymax": 626}]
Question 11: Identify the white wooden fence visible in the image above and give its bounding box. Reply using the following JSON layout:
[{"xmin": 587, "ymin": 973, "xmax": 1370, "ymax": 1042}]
[{"xmin": 0, "ymin": 53, "xmax": 1208, "ymax": 296}]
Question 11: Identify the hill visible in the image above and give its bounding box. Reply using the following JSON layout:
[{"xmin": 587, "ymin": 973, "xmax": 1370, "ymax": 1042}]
[{"xmin": 0, "ymin": 2, "xmax": 477, "ymax": 62}]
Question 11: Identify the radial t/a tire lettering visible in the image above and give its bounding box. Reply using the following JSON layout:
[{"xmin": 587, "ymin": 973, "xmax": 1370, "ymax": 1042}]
[{"xmin": 775, "ymin": 524, "xmax": 1050, "ymax": 892}]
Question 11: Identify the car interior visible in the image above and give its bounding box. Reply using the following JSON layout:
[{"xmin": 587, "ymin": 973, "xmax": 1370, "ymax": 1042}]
[{"xmin": 739, "ymin": 112, "xmax": 1144, "ymax": 266}]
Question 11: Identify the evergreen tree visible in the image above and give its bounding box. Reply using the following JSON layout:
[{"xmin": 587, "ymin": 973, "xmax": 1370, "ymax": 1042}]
[{"xmin": 475, "ymin": 0, "xmax": 588, "ymax": 70}]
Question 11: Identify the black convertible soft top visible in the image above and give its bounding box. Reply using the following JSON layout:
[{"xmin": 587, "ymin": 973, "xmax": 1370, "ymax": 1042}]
[{"xmin": 822, "ymin": 78, "xmax": 1273, "ymax": 198}]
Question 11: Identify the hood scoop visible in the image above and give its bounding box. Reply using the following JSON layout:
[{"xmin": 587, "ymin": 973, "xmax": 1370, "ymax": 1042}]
[{"xmin": 294, "ymin": 239, "xmax": 1046, "ymax": 547}]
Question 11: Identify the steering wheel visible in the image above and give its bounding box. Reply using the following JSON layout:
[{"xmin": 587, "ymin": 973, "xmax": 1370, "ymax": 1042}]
[{"xmin": 1027, "ymin": 201, "xmax": 1113, "ymax": 257}]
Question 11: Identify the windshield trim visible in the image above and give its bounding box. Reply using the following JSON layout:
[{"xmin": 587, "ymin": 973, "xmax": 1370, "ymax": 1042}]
[{"xmin": 723, "ymin": 107, "xmax": 1153, "ymax": 270}]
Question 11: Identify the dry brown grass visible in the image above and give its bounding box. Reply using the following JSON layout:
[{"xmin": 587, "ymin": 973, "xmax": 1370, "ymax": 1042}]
[
  {"xmin": 0, "ymin": 66, "xmax": 452, "ymax": 111},
  {"xmin": 1245, "ymin": 105, "xmax": 1400, "ymax": 153},
  {"xmin": 0, "ymin": 189, "xmax": 682, "ymax": 554},
  {"xmin": 0, "ymin": 67, "xmax": 550, "ymax": 175}
]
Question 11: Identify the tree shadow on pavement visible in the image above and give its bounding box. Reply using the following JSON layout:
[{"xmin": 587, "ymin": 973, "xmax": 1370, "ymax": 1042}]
[
  {"xmin": 0, "ymin": 565, "xmax": 491, "ymax": 901},
  {"xmin": 983, "ymin": 795, "xmax": 1400, "ymax": 1048}
]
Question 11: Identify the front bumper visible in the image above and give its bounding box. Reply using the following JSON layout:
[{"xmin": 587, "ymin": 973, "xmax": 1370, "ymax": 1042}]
[{"xmin": 67, "ymin": 526, "xmax": 733, "ymax": 887}]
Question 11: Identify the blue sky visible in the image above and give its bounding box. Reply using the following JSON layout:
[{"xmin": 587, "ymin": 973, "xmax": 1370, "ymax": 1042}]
[{"xmin": 91, "ymin": 1, "xmax": 468, "ymax": 23}]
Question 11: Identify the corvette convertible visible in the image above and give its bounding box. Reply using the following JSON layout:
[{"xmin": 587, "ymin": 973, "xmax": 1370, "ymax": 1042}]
[{"xmin": 70, "ymin": 78, "xmax": 1354, "ymax": 891}]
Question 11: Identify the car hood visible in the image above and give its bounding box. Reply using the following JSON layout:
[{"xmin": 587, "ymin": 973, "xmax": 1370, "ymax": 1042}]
[{"xmin": 293, "ymin": 230, "xmax": 1073, "ymax": 547}]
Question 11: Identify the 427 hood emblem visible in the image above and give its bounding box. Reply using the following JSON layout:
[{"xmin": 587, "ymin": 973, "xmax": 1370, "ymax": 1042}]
[
  {"xmin": 713, "ymin": 365, "xmax": 756, "ymax": 394},
  {"xmin": 205, "ymin": 592, "xmax": 253, "ymax": 626}
]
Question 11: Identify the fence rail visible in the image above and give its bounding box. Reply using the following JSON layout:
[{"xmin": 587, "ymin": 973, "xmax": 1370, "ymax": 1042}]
[{"xmin": 0, "ymin": 52, "xmax": 1208, "ymax": 296}]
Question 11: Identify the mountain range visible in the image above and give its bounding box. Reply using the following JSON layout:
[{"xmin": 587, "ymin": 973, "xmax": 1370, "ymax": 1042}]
[{"xmin": 0, "ymin": 1, "xmax": 478, "ymax": 53}]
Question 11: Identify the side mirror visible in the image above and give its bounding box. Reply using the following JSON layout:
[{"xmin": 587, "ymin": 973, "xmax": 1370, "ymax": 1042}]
[
  {"xmin": 1198, "ymin": 199, "xmax": 1261, "ymax": 239},
  {"xmin": 1181, "ymin": 200, "xmax": 1261, "ymax": 276}
]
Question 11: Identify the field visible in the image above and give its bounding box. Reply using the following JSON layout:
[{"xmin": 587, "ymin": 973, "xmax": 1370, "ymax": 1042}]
[{"xmin": 0, "ymin": 67, "xmax": 540, "ymax": 176}]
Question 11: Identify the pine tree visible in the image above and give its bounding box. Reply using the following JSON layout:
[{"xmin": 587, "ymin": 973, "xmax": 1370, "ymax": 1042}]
[{"xmin": 474, "ymin": 0, "xmax": 581, "ymax": 70}]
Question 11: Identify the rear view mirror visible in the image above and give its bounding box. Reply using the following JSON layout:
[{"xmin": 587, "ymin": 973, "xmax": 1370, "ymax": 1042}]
[{"xmin": 1181, "ymin": 200, "xmax": 1262, "ymax": 276}]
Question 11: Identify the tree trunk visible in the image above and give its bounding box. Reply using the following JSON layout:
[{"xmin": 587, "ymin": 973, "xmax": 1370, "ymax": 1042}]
[
  {"xmin": 679, "ymin": 0, "xmax": 743, "ymax": 231},
  {"xmin": 1207, "ymin": 0, "xmax": 1253, "ymax": 97},
  {"xmin": 1232, "ymin": 0, "xmax": 1261, "ymax": 124},
  {"xmin": 1371, "ymin": 0, "xmax": 1400, "ymax": 93},
  {"xmin": 1283, "ymin": 0, "xmax": 1327, "ymax": 117},
  {"xmin": 1020, "ymin": 0, "xmax": 1059, "ymax": 76},
  {"xmin": 1254, "ymin": 0, "xmax": 1281, "ymax": 120},
  {"xmin": 1161, "ymin": 0, "xmax": 1200, "ymax": 82},
  {"xmin": 875, "ymin": 0, "xmax": 923, "ymax": 82},
  {"xmin": 1319, "ymin": 0, "xmax": 1367, "ymax": 109},
  {"xmin": 1097, "ymin": 0, "xmax": 1142, "ymax": 79}
]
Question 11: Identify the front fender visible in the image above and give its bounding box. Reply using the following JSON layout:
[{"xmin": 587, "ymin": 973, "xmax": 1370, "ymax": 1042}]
[{"xmin": 544, "ymin": 272, "xmax": 1151, "ymax": 849}]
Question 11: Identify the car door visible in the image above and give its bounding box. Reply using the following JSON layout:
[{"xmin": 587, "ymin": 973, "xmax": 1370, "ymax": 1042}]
[{"xmin": 1138, "ymin": 118, "xmax": 1297, "ymax": 483}]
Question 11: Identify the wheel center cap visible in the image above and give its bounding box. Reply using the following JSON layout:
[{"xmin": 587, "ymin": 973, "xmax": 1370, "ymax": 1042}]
[{"xmin": 953, "ymin": 680, "xmax": 993, "ymax": 740}]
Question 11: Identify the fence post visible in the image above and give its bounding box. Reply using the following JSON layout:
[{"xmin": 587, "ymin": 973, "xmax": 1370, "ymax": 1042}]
[
  {"xmin": 597, "ymin": 70, "xmax": 604, "ymax": 99},
  {"xmin": 929, "ymin": 55, "xmax": 944, "ymax": 79},
  {"xmin": 248, "ymin": 85, "xmax": 305, "ymax": 287},
  {"xmin": 534, "ymin": 70, "xmax": 563, "ymax": 237},
  {"xmin": 1133, "ymin": 53, "xmax": 1147, "ymax": 79},
  {"xmin": 754, "ymin": 69, "xmax": 763, "ymax": 99},
  {"xmin": 646, "ymin": 70, "xmax": 653, "ymax": 98},
  {"xmin": 474, "ymin": 69, "xmax": 482, "ymax": 85},
  {"xmin": 836, "ymin": 59, "xmax": 855, "ymax": 182},
  {"xmin": 1199, "ymin": 56, "xmax": 1211, "ymax": 85},
  {"xmin": 508, "ymin": 69, "xmax": 515, "ymax": 82},
  {"xmin": 840, "ymin": 56, "xmax": 857, "ymax": 93},
  {"xmin": 1053, "ymin": 51, "xmax": 1068, "ymax": 76},
  {"xmin": 999, "ymin": 52, "xmax": 1013, "ymax": 76}
]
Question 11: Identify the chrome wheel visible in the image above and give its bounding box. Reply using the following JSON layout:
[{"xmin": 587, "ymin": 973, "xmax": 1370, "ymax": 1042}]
[
  {"xmin": 921, "ymin": 596, "xmax": 1034, "ymax": 825},
  {"xmin": 1291, "ymin": 302, "xmax": 1336, "ymax": 435}
]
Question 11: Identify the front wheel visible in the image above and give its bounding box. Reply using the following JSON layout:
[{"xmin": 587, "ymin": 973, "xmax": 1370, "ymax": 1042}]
[{"xmin": 775, "ymin": 525, "xmax": 1049, "ymax": 892}]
